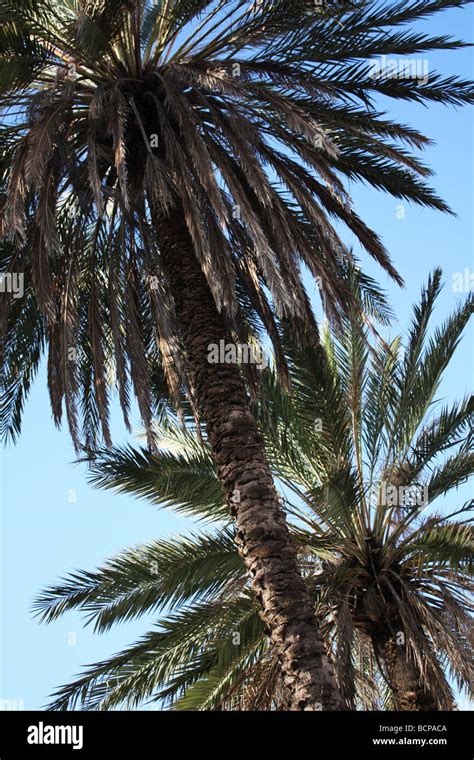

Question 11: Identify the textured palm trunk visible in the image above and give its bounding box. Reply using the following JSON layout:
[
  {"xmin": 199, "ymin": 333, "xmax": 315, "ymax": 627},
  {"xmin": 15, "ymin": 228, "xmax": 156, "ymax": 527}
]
[
  {"xmin": 156, "ymin": 209, "xmax": 344, "ymax": 711},
  {"xmin": 373, "ymin": 633, "xmax": 444, "ymax": 711}
]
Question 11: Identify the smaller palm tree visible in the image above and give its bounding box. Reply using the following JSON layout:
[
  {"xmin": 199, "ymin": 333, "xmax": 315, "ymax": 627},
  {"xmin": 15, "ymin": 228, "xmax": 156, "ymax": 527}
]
[{"xmin": 35, "ymin": 269, "xmax": 473, "ymax": 711}]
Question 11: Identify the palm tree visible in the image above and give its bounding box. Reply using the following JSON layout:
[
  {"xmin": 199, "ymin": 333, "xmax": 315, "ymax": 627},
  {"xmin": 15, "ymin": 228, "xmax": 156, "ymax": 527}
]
[
  {"xmin": 35, "ymin": 269, "xmax": 473, "ymax": 711},
  {"xmin": 2, "ymin": 0, "xmax": 473, "ymax": 709}
]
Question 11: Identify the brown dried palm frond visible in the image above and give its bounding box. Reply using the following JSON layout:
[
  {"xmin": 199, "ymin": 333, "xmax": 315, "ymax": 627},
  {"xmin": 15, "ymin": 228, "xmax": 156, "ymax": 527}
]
[{"xmin": 2, "ymin": 0, "xmax": 473, "ymax": 447}]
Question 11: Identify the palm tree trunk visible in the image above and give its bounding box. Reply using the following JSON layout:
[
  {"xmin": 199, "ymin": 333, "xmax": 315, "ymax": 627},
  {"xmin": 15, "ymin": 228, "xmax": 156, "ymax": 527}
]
[
  {"xmin": 155, "ymin": 208, "xmax": 344, "ymax": 711},
  {"xmin": 372, "ymin": 632, "xmax": 446, "ymax": 711}
]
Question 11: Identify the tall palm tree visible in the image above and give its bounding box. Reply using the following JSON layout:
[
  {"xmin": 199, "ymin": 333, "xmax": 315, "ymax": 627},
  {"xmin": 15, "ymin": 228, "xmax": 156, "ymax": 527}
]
[
  {"xmin": 2, "ymin": 0, "xmax": 473, "ymax": 709},
  {"xmin": 35, "ymin": 269, "xmax": 473, "ymax": 711}
]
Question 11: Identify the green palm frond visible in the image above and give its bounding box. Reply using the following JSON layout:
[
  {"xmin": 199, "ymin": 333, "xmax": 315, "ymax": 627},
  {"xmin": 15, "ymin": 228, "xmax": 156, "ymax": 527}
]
[
  {"xmin": 47, "ymin": 593, "xmax": 262, "ymax": 711},
  {"xmin": 402, "ymin": 520, "xmax": 473, "ymax": 574},
  {"xmin": 171, "ymin": 640, "xmax": 270, "ymax": 711},
  {"xmin": 86, "ymin": 443, "xmax": 226, "ymax": 521},
  {"xmin": 409, "ymin": 395, "xmax": 474, "ymax": 478},
  {"xmin": 427, "ymin": 455, "xmax": 474, "ymax": 502},
  {"xmin": 391, "ymin": 292, "xmax": 474, "ymax": 461},
  {"xmin": 34, "ymin": 528, "xmax": 245, "ymax": 632}
]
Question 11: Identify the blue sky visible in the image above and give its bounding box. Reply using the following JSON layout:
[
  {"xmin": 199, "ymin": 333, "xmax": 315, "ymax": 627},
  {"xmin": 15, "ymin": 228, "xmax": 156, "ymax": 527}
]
[{"xmin": 1, "ymin": 3, "xmax": 473, "ymax": 711}]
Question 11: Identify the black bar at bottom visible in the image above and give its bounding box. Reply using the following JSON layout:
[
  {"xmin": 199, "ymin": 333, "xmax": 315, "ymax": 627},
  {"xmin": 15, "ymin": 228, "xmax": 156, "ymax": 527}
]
[{"xmin": 0, "ymin": 710, "xmax": 470, "ymax": 757}]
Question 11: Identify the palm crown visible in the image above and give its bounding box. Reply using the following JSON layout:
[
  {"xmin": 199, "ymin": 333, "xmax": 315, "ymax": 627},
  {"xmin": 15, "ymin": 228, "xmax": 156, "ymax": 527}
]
[
  {"xmin": 2, "ymin": 0, "xmax": 474, "ymax": 447},
  {"xmin": 35, "ymin": 269, "xmax": 473, "ymax": 711}
]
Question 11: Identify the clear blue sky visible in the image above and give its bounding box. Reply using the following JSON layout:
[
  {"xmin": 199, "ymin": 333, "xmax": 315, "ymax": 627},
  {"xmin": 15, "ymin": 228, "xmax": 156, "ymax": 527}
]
[{"xmin": 1, "ymin": 4, "xmax": 473, "ymax": 711}]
